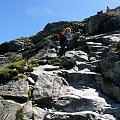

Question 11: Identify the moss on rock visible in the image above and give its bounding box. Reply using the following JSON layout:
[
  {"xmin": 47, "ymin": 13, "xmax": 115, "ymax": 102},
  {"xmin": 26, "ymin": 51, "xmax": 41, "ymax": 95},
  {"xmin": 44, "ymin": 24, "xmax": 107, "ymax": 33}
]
[{"xmin": 15, "ymin": 108, "xmax": 24, "ymax": 120}]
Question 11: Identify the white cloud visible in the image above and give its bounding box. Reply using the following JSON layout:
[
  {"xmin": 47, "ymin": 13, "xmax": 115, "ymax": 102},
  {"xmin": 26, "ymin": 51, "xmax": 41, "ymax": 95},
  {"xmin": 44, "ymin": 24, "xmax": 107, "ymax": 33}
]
[{"xmin": 26, "ymin": 7, "xmax": 55, "ymax": 16}]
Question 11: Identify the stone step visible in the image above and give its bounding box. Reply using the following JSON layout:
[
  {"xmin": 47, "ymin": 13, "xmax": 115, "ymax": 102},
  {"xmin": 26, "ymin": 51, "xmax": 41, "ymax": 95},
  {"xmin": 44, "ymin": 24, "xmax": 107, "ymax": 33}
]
[
  {"xmin": 91, "ymin": 51, "xmax": 103, "ymax": 56},
  {"xmin": 88, "ymin": 45, "xmax": 109, "ymax": 52},
  {"xmin": 87, "ymin": 42, "xmax": 103, "ymax": 46},
  {"xmin": 45, "ymin": 111, "xmax": 116, "ymax": 120},
  {"xmin": 76, "ymin": 61, "xmax": 96, "ymax": 72},
  {"xmin": 0, "ymin": 79, "xmax": 29, "ymax": 100},
  {"xmin": 0, "ymin": 56, "xmax": 7, "ymax": 60},
  {"xmin": 51, "ymin": 87, "xmax": 111, "ymax": 113},
  {"xmin": 89, "ymin": 47, "xmax": 109, "ymax": 60},
  {"xmin": 65, "ymin": 70, "xmax": 103, "ymax": 89},
  {"xmin": 87, "ymin": 60, "xmax": 101, "ymax": 66}
]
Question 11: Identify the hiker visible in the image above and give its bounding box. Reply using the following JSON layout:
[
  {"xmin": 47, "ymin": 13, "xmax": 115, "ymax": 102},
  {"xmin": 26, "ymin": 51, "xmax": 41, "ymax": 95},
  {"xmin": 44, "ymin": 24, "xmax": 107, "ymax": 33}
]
[
  {"xmin": 106, "ymin": 6, "xmax": 110, "ymax": 13},
  {"xmin": 58, "ymin": 27, "xmax": 73, "ymax": 56}
]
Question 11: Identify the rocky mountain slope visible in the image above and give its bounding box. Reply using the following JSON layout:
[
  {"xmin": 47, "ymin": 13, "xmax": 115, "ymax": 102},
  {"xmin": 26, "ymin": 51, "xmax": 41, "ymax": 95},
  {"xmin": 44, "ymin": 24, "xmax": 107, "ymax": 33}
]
[{"xmin": 0, "ymin": 6, "xmax": 120, "ymax": 120}]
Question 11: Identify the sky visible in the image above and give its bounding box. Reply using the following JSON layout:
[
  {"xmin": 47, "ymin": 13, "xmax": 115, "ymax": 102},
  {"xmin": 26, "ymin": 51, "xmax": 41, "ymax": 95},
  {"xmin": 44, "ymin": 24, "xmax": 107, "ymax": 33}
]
[{"xmin": 0, "ymin": 0, "xmax": 120, "ymax": 44}]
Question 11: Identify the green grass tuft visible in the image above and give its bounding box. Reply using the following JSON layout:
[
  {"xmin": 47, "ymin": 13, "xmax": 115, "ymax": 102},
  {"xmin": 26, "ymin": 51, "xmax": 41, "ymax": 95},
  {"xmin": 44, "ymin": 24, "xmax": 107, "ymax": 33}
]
[
  {"xmin": 15, "ymin": 108, "xmax": 24, "ymax": 120},
  {"xmin": 0, "ymin": 58, "xmax": 26, "ymax": 83}
]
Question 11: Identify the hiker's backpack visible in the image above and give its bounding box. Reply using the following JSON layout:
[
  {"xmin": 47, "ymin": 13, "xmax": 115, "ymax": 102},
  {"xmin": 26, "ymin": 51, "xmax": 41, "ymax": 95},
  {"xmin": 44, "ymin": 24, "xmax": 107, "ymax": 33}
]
[{"xmin": 58, "ymin": 32, "xmax": 68, "ymax": 46}]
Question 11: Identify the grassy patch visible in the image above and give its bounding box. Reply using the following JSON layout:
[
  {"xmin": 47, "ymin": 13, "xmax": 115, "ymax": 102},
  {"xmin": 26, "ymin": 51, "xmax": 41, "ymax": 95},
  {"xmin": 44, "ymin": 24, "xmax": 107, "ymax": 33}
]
[
  {"xmin": 15, "ymin": 108, "xmax": 24, "ymax": 120},
  {"xmin": 28, "ymin": 59, "xmax": 48, "ymax": 68},
  {"xmin": 43, "ymin": 34, "xmax": 59, "ymax": 41},
  {"xmin": 0, "ymin": 58, "xmax": 26, "ymax": 83},
  {"xmin": 7, "ymin": 60, "xmax": 26, "ymax": 73},
  {"xmin": 29, "ymin": 58, "xmax": 62, "ymax": 67},
  {"xmin": 12, "ymin": 74, "xmax": 24, "ymax": 80}
]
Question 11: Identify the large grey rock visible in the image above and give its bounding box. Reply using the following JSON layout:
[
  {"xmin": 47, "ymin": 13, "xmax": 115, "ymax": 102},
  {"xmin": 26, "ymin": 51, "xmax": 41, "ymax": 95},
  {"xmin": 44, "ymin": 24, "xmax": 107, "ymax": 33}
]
[
  {"xmin": 52, "ymin": 93, "xmax": 110, "ymax": 113},
  {"xmin": 32, "ymin": 66, "xmax": 64, "ymax": 104},
  {"xmin": 65, "ymin": 50, "xmax": 88, "ymax": 62},
  {"xmin": 37, "ymin": 21, "xmax": 71, "ymax": 38},
  {"xmin": 51, "ymin": 85, "xmax": 120, "ymax": 119},
  {"xmin": 0, "ymin": 100, "xmax": 21, "ymax": 120},
  {"xmin": 45, "ymin": 111, "xmax": 116, "ymax": 120},
  {"xmin": 51, "ymin": 84, "xmax": 113, "ymax": 112},
  {"xmin": 33, "ymin": 107, "xmax": 47, "ymax": 120},
  {"xmin": 0, "ymin": 79, "xmax": 29, "ymax": 100},
  {"xmin": 20, "ymin": 100, "xmax": 47, "ymax": 120},
  {"xmin": 60, "ymin": 58, "xmax": 76, "ymax": 70},
  {"xmin": 34, "ymin": 21, "xmax": 84, "ymax": 43},
  {"xmin": 23, "ymin": 101, "xmax": 33, "ymax": 120},
  {"xmin": 29, "ymin": 48, "xmax": 57, "ymax": 61}
]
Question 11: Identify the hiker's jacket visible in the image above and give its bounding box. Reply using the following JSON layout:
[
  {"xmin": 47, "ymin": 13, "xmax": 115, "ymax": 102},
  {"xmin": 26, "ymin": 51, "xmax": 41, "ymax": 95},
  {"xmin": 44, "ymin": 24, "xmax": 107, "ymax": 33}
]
[{"xmin": 58, "ymin": 32, "xmax": 68, "ymax": 46}]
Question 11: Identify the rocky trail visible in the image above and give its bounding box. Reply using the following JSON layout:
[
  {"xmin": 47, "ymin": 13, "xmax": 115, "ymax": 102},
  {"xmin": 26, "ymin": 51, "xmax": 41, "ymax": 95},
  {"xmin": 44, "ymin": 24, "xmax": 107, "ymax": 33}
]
[
  {"xmin": 1, "ymin": 6, "xmax": 120, "ymax": 120},
  {"xmin": 0, "ymin": 32, "xmax": 120, "ymax": 120},
  {"xmin": 32, "ymin": 32, "xmax": 120, "ymax": 120}
]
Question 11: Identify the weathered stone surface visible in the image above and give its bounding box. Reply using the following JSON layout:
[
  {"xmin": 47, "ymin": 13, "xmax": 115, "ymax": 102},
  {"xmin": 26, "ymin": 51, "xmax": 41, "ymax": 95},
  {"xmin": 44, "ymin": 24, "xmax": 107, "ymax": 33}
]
[
  {"xmin": 23, "ymin": 101, "xmax": 33, "ymax": 120},
  {"xmin": 66, "ymin": 70, "xmax": 101, "ymax": 88},
  {"xmin": 52, "ymin": 91, "xmax": 110, "ymax": 113},
  {"xmin": 45, "ymin": 111, "xmax": 116, "ymax": 120},
  {"xmin": 76, "ymin": 61, "xmax": 96, "ymax": 71},
  {"xmin": 29, "ymin": 48, "xmax": 57, "ymax": 61},
  {"xmin": 33, "ymin": 107, "xmax": 47, "ymax": 120},
  {"xmin": 65, "ymin": 50, "xmax": 88, "ymax": 62},
  {"xmin": 0, "ymin": 100, "xmax": 21, "ymax": 120},
  {"xmin": 86, "ymin": 40, "xmax": 110, "ymax": 60},
  {"xmin": 0, "ymin": 79, "xmax": 29, "ymax": 100},
  {"xmin": 32, "ymin": 67, "xmax": 63, "ymax": 103}
]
